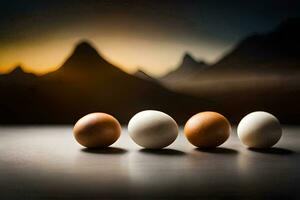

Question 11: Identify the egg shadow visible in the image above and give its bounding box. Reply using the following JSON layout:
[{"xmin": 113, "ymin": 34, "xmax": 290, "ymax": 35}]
[
  {"xmin": 139, "ymin": 148, "xmax": 186, "ymax": 156},
  {"xmin": 248, "ymin": 147, "xmax": 294, "ymax": 155},
  {"xmin": 81, "ymin": 147, "xmax": 127, "ymax": 155},
  {"xmin": 195, "ymin": 147, "xmax": 238, "ymax": 154}
]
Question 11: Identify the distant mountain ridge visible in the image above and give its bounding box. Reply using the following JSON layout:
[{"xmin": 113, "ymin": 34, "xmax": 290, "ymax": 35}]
[
  {"xmin": 1, "ymin": 18, "xmax": 300, "ymax": 124},
  {"xmin": 210, "ymin": 17, "xmax": 300, "ymax": 72},
  {"xmin": 0, "ymin": 41, "xmax": 212, "ymax": 124},
  {"xmin": 180, "ymin": 53, "xmax": 207, "ymax": 71},
  {"xmin": 160, "ymin": 53, "xmax": 207, "ymax": 82},
  {"xmin": 158, "ymin": 18, "xmax": 300, "ymax": 82},
  {"xmin": 157, "ymin": 18, "xmax": 300, "ymax": 123}
]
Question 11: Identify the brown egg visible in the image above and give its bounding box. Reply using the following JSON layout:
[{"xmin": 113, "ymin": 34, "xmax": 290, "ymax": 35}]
[
  {"xmin": 73, "ymin": 113, "xmax": 121, "ymax": 148},
  {"xmin": 184, "ymin": 112, "xmax": 231, "ymax": 148}
]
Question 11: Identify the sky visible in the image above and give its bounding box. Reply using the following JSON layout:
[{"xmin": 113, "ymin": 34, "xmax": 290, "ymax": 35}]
[{"xmin": 0, "ymin": 0, "xmax": 300, "ymax": 76}]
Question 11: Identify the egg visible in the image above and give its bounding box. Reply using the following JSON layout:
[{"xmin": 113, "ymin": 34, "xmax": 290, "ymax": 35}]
[
  {"xmin": 184, "ymin": 111, "xmax": 231, "ymax": 148},
  {"xmin": 128, "ymin": 110, "xmax": 178, "ymax": 149},
  {"xmin": 73, "ymin": 113, "xmax": 121, "ymax": 148},
  {"xmin": 237, "ymin": 111, "xmax": 282, "ymax": 148}
]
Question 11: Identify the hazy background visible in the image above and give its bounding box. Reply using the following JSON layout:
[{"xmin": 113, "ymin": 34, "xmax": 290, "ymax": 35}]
[{"xmin": 0, "ymin": 0, "xmax": 300, "ymax": 124}]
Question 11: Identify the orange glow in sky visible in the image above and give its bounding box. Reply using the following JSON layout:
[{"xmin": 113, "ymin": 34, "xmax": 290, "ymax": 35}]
[
  {"xmin": 0, "ymin": 29, "xmax": 232, "ymax": 77},
  {"xmin": 1, "ymin": 1, "xmax": 296, "ymax": 77}
]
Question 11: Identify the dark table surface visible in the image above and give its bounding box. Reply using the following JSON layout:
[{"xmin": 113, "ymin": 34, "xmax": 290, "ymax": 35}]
[{"xmin": 0, "ymin": 126, "xmax": 299, "ymax": 199}]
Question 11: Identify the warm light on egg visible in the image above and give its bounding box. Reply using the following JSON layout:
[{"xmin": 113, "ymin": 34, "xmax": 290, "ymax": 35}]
[
  {"xmin": 184, "ymin": 111, "xmax": 231, "ymax": 148},
  {"xmin": 73, "ymin": 113, "xmax": 122, "ymax": 148}
]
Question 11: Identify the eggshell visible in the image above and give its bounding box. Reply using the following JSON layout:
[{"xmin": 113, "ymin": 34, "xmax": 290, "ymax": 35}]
[
  {"xmin": 73, "ymin": 113, "xmax": 121, "ymax": 148},
  {"xmin": 237, "ymin": 111, "xmax": 282, "ymax": 148},
  {"xmin": 184, "ymin": 111, "xmax": 231, "ymax": 148},
  {"xmin": 128, "ymin": 110, "xmax": 178, "ymax": 149}
]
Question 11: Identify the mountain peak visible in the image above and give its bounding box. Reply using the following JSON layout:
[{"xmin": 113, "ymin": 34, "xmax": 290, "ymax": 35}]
[
  {"xmin": 73, "ymin": 40, "xmax": 100, "ymax": 56},
  {"xmin": 57, "ymin": 40, "xmax": 113, "ymax": 73},
  {"xmin": 10, "ymin": 65, "xmax": 25, "ymax": 75},
  {"xmin": 180, "ymin": 52, "xmax": 206, "ymax": 70},
  {"xmin": 161, "ymin": 52, "xmax": 207, "ymax": 79},
  {"xmin": 182, "ymin": 52, "xmax": 196, "ymax": 64},
  {"xmin": 5, "ymin": 65, "xmax": 36, "ymax": 80}
]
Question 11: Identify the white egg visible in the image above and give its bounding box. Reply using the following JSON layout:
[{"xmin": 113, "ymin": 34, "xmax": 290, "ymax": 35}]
[
  {"xmin": 128, "ymin": 110, "xmax": 178, "ymax": 149},
  {"xmin": 237, "ymin": 111, "xmax": 282, "ymax": 148}
]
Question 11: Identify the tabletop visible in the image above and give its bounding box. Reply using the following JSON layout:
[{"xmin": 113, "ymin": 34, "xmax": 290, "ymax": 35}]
[{"xmin": 0, "ymin": 126, "xmax": 299, "ymax": 199}]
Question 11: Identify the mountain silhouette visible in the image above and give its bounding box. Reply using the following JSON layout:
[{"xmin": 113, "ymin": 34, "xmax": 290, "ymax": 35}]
[
  {"xmin": 160, "ymin": 17, "xmax": 300, "ymax": 80},
  {"xmin": 161, "ymin": 53, "xmax": 207, "ymax": 81},
  {"xmin": 1, "ymin": 18, "xmax": 300, "ymax": 124},
  {"xmin": 159, "ymin": 18, "xmax": 300, "ymax": 123},
  {"xmin": 58, "ymin": 41, "xmax": 113, "ymax": 71},
  {"xmin": 0, "ymin": 65, "xmax": 37, "ymax": 85},
  {"xmin": 181, "ymin": 53, "xmax": 207, "ymax": 70},
  {"xmin": 159, "ymin": 53, "xmax": 207, "ymax": 92},
  {"xmin": 210, "ymin": 18, "xmax": 300, "ymax": 72},
  {"xmin": 0, "ymin": 41, "xmax": 212, "ymax": 124},
  {"xmin": 10, "ymin": 66, "xmax": 25, "ymax": 75}
]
